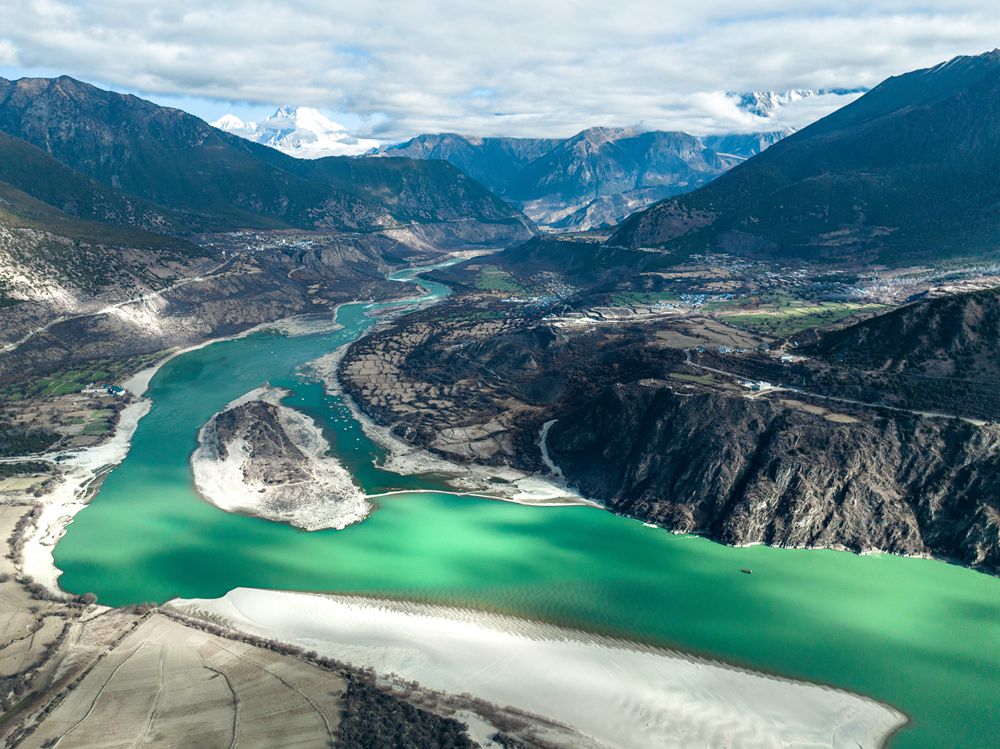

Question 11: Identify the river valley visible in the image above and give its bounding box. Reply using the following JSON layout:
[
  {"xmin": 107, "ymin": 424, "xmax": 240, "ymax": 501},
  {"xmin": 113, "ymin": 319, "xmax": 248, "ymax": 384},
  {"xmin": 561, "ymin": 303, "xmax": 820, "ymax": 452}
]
[{"xmin": 50, "ymin": 266, "xmax": 1000, "ymax": 749}]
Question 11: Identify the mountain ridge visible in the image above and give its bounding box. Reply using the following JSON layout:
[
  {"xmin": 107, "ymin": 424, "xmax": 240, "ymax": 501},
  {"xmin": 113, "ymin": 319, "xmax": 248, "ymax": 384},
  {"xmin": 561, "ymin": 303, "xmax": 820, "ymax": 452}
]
[
  {"xmin": 372, "ymin": 126, "xmax": 783, "ymax": 231},
  {"xmin": 0, "ymin": 75, "xmax": 532, "ymax": 241},
  {"xmin": 609, "ymin": 50, "xmax": 1000, "ymax": 264}
]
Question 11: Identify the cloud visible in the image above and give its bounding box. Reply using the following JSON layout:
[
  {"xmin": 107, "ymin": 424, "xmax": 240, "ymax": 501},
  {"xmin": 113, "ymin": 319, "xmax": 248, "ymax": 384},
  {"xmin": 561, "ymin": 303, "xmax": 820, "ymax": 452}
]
[
  {"xmin": 1, "ymin": 1, "xmax": 999, "ymax": 140},
  {"xmin": 0, "ymin": 40, "xmax": 19, "ymax": 66}
]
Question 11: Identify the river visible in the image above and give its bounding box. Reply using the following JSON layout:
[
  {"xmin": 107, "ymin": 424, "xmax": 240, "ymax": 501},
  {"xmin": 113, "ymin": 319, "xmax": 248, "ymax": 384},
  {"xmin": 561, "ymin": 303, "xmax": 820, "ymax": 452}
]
[{"xmin": 53, "ymin": 265, "xmax": 1000, "ymax": 748}]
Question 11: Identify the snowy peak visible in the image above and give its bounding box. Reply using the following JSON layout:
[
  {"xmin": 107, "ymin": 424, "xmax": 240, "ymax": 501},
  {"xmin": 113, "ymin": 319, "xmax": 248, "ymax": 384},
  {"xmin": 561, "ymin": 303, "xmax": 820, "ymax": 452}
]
[
  {"xmin": 212, "ymin": 106, "xmax": 379, "ymax": 158},
  {"xmin": 212, "ymin": 113, "xmax": 251, "ymax": 132},
  {"xmin": 738, "ymin": 90, "xmax": 816, "ymax": 118},
  {"xmin": 736, "ymin": 88, "xmax": 867, "ymax": 120}
]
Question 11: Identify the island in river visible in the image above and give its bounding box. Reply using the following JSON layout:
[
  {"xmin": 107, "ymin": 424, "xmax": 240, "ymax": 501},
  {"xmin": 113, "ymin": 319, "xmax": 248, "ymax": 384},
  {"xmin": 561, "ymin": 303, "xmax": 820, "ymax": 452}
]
[{"xmin": 191, "ymin": 385, "xmax": 371, "ymax": 531}]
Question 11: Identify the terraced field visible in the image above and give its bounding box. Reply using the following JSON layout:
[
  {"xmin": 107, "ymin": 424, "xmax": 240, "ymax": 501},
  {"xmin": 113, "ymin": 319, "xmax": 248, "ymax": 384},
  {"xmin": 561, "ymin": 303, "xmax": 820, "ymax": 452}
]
[{"xmin": 21, "ymin": 614, "xmax": 346, "ymax": 749}]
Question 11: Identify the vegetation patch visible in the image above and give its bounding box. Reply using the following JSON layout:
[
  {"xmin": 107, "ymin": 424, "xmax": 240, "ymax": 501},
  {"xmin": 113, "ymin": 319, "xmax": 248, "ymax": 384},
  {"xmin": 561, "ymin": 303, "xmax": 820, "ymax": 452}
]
[
  {"xmin": 0, "ymin": 424, "xmax": 59, "ymax": 457},
  {"xmin": 0, "ymin": 461, "xmax": 51, "ymax": 477},
  {"xmin": 337, "ymin": 677, "xmax": 475, "ymax": 749},
  {"xmin": 721, "ymin": 302, "xmax": 886, "ymax": 336},
  {"xmin": 475, "ymin": 265, "xmax": 522, "ymax": 293}
]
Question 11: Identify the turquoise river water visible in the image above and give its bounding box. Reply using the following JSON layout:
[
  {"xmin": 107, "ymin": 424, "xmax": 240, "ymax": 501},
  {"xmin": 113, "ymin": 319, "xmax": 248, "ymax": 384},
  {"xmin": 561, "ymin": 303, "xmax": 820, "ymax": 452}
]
[{"xmin": 54, "ymin": 267, "xmax": 1000, "ymax": 748}]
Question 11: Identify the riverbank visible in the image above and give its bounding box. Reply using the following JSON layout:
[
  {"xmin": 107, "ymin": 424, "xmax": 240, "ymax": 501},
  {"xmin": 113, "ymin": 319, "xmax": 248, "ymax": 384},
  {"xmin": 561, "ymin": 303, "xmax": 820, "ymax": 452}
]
[
  {"xmin": 170, "ymin": 588, "xmax": 907, "ymax": 749},
  {"xmin": 19, "ymin": 312, "xmax": 349, "ymax": 593}
]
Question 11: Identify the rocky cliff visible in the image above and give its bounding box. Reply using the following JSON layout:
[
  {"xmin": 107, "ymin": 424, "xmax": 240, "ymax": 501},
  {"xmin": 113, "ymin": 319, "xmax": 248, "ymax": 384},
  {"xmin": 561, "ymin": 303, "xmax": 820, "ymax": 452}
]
[{"xmin": 547, "ymin": 381, "xmax": 1000, "ymax": 573}]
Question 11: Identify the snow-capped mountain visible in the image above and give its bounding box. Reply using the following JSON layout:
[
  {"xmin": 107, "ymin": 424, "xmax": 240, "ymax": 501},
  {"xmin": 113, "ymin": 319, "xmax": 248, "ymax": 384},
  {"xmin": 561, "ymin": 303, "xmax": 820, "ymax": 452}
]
[
  {"xmin": 736, "ymin": 88, "xmax": 867, "ymax": 120},
  {"xmin": 212, "ymin": 106, "xmax": 379, "ymax": 158},
  {"xmin": 738, "ymin": 90, "xmax": 817, "ymax": 118}
]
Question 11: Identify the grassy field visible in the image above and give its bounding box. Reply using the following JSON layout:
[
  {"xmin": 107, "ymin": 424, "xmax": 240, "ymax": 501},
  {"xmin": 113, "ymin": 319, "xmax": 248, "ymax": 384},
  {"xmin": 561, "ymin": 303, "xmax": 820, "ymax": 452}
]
[
  {"xmin": 720, "ymin": 302, "xmax": 887, "ymax": 337},
  {"xmin": 0, "ymin": 352, "xmax": 161, "ymax": 402},
  {"xmin": 82, "ymin": 409, "xmax": 114, "ymax": 436},
  {"xmin": 475, "ymin": 265, "xmax": 522, "ymax": 293}
]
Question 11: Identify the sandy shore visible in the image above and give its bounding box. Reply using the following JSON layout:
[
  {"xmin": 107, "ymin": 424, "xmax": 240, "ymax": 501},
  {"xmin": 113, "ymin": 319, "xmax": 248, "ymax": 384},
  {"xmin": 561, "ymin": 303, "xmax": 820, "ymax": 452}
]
[
  {"xmin": 19, "ymin": 397, "xmax": 151, "ymax": 593},
  {"xmin": 20, "ymin": 313, "xmax": 347, "ymax": 594},
  {"xmin": 171, "ymin": 589, "xmax": 907, "ymax": 749},
  {"xmin": 191, "ymin": 386, "xmax": 370, "ymax": 530}
]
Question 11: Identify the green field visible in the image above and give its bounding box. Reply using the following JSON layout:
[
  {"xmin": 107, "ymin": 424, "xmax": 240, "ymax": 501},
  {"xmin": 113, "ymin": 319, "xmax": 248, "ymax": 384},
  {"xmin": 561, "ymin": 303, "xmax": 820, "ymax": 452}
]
[
  {"xmin": 0, "ymin": 352, "xmax": 161, "ymax": 402},
  {"xmin": 721, "ymin": 302, "xmax": 887, "ymax": 336},
  {"xmin": 474, "ymin": 265, "xmax": 522, "ymax": 293},
  {"xmin": 82, "ymin": 409, "xmax": 114, "ymax": 435}
]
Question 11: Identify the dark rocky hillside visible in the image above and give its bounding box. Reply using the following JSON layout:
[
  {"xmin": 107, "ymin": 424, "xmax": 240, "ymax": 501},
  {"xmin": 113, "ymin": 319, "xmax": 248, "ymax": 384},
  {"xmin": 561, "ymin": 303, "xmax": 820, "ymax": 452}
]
[
  {"xmin": 809, "ymin": 287, "xmax": 1000, "ymax": 378},
  {"xmin": 547, "ymin": 381, "xmax": 1000, "ymax": 573},
  {"xmin": 0, "ymin": 131, "xmax": 178, "ymax": 235},
  {"xmin": 611, "ymin": 50, "xmax": 1000, "ymax": 264}
]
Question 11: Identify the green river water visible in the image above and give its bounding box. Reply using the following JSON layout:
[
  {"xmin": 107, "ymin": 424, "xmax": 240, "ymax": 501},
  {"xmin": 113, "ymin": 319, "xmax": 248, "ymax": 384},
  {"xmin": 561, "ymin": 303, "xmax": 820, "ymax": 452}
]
[{"xmin": 54, "ymin": 267, "xmax": 1000, "ymax": 748}]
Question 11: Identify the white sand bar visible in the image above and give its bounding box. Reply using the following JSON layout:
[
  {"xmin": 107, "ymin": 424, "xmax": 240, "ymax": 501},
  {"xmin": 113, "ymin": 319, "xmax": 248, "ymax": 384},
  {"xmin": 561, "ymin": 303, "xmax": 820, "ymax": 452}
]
[{"xmin": 171, "ymin": 589, "xmax": 906, "ymax": 749}]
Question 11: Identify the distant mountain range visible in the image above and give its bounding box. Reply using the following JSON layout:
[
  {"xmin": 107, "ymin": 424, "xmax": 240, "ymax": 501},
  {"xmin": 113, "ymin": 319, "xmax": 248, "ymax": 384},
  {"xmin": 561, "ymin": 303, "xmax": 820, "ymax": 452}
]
[
  {"xmin": 373, "ymin": 127, "xmax": 782, "ymax": 232},
  {"xmin": 611, "ymin": 52, "xmax": 1000, "ymax": 265},
  {"xmin": 212, "ymin": 107, "xmax": 379, "ymax": 158},
  {"xmin": 215, "ymin": 90, "xmax": 862, "ymax": 232}
]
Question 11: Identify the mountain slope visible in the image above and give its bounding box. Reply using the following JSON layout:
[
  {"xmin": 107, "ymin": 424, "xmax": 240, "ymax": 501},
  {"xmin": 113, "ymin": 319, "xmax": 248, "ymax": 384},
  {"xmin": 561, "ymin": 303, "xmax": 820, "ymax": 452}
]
[
  {"xmin": 375, "ymin": 133, "xmax": 560, "ymax": 196},
  {"xmin": 610, "ymin": 51, "xmax": 1000, "ymax": 264},
  {"xmin": 0, "ymin": 130, "xmax": 178, "ymax": 234},
  {"xmin": 0, "ymin": 76, "xmax": 532, "ymax": 240}
]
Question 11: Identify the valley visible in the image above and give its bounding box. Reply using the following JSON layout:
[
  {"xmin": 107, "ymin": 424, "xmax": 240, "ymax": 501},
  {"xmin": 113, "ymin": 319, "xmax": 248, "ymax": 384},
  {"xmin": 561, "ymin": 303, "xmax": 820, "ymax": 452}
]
[{"xmin": 0, "ymin": 43, "xmax": 997, "ymax": 749}]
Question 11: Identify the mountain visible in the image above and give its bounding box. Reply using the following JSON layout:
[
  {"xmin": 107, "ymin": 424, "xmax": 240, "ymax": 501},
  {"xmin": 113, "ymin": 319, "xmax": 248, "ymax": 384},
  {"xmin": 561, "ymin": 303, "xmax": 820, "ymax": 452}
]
[
  {"xmin": 801, "ymin": 286, "xmax": 1000, "ymax": 420},
  {"xmin": 0, "ymin": 130, "xmax": 177, "ymax": 235},
  {"xmin": 366, "ymin": 88, "xmax": 868, "ymax": 232},
  {"xmin": 0, "ymin": 125, "xmax": 214, "ymax": 343},
  {"xmin": 212, "ymin": 107, "xmax": 379, "ymax": 158},
  {"xmin": 374, "ymin": 127, "xmax": 784, "ymax": 231},
  {"xmin": 373, "ymin": 132, "xmax": 561, "ymax": 195},
  {"xmin": 610, "ymin": 51, "xmax": 1000, "ymax": 264},
  {"xmin": 0, "ymin": 76, "xmax": 532, "ymax": 241}
]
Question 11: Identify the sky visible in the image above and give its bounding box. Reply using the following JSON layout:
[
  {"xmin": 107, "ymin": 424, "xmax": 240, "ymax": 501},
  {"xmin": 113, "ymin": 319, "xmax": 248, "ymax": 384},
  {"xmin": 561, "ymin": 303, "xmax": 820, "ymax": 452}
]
[{"xmin": 1, "ymin": 1, "xmax": 999, "ymax": 145}]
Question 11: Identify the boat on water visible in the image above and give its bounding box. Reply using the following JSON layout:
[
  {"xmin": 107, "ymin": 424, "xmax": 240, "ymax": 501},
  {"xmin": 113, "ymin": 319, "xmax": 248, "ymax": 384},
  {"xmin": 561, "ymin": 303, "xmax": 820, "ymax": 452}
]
[{"xmin": 740, "ymin": 568, "xmax": 753, "ymax": 575}]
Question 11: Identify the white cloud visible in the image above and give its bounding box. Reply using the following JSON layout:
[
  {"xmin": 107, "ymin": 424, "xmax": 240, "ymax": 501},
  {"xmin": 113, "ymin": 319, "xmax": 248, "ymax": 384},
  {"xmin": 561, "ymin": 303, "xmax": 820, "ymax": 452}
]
[
  {"xmin": 0, "ymin": 40, "xmax": 19, "ymax": 66},
  {"xmin": 1, "ymin": 1, "xmax": 998, "ymax": 139}
]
